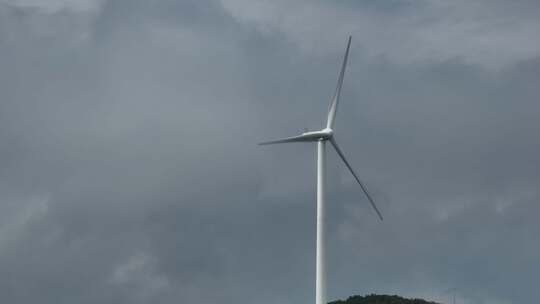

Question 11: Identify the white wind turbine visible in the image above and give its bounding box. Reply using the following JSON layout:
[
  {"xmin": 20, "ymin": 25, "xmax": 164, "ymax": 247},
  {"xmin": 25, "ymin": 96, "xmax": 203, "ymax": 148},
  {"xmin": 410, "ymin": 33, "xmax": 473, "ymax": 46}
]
[{"xmin": 259, "ymin": 36, "xmax": 383, "ymax": 304}]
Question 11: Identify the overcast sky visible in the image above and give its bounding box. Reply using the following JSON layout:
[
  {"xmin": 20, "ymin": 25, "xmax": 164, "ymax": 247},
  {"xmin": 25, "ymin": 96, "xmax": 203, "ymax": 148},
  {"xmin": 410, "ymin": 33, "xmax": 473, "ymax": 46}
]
[{"xmin": 1, "ymin": 0, "xmax": 540, "ymax": 303}]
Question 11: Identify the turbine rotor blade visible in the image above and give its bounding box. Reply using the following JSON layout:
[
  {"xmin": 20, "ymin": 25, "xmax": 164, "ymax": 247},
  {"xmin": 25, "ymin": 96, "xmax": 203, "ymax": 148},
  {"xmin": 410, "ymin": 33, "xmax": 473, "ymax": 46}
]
[
  {"xmin": 330, "ymin": 137, "xmax": 383, "ymax": 221},
  {"xmin": 326, "ymin": 36, "xmax": 352, "ymax": 129},
  {"xmin": 258, "ymin": 133, "xmax": 315, "ymax": 145}
]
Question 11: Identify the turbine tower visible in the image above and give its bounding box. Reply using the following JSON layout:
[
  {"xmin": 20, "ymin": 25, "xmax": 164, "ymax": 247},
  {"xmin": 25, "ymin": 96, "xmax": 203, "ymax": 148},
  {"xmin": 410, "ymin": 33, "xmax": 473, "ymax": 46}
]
[{"xmin": 259, "ymin": 36, "xmax": 383, "ymax": 304}]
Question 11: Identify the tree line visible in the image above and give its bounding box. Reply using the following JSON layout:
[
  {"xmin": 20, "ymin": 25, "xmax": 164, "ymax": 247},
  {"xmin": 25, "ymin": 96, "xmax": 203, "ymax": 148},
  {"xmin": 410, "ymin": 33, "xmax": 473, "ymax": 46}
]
[{"xmin": 329, "ymin": 294, "xmax": 441, "ymax": 304}]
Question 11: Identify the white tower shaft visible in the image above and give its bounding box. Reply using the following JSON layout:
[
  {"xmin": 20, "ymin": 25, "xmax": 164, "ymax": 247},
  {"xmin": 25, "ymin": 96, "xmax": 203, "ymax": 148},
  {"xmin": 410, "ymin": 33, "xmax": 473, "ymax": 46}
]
[{"xmin": 316, "ymin": 140, "xmax": 327, "ymax": 304}]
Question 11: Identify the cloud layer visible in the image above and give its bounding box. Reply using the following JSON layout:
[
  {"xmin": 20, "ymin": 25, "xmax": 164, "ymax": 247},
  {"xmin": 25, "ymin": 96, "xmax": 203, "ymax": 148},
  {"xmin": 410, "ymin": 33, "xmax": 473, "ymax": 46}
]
[{"xmin": 1, "ymin": 1, "xmax": 540, "ymax": 303}]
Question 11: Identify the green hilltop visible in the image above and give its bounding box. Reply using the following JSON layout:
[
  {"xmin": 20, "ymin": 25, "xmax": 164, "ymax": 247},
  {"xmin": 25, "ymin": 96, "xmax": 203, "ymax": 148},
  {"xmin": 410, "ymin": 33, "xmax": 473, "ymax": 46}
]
[{"xmin": 329, "ymin": 294, "xmax": 441, "ymax": 304}]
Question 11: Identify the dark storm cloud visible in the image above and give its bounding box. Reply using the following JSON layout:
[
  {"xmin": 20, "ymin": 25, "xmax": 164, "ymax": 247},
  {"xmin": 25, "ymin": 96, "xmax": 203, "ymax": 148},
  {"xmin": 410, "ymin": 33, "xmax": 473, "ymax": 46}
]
[{"xmin": 1, "ymin": 1, "xmax": 540, "ymax": 303}]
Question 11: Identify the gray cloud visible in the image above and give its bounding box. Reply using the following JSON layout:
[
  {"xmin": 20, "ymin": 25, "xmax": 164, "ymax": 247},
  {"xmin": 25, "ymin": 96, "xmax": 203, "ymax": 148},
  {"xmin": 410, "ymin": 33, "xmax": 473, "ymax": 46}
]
[
  {"xmin": 1, "ymin": 1, "xmax": 539, "ymax": 303},
  {"xmin": 221, "ymin": 0, "xmax": 540, "ymax": 68}
]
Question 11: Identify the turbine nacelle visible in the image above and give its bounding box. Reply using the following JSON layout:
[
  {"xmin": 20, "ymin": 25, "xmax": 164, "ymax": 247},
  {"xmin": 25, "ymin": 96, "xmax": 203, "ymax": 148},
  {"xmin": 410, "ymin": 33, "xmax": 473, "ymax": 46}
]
[
  {"xmin": 301, "ymin": 128, "xmax": 333, "ymax": 141},
  {"xmin": 258, "ymin": 128, "xmax": 333, "ymax": 145}
]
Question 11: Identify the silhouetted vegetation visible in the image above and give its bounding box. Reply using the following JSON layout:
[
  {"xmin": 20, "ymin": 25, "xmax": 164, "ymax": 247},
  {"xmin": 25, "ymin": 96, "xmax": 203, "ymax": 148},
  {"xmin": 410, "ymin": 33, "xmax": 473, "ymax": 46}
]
[{"xmin": 329, "ymin": 294, "xmax": 440, "ymax": 304}]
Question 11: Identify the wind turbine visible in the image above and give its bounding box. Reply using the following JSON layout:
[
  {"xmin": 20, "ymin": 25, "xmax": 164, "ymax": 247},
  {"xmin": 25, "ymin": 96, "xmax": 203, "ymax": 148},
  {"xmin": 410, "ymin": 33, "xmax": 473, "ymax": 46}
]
[{"xmin": 259, "ymin": 36, "xmax": 383, "ymax": 304}]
